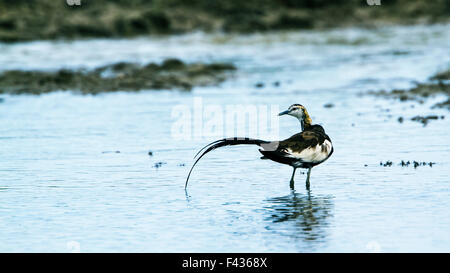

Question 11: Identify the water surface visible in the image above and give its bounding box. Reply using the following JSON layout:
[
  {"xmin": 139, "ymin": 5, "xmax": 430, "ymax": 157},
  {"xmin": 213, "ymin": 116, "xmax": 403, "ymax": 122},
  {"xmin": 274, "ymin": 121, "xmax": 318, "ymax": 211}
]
[{"xmin": 0, "ymin": 24, "xmax": 449, "ymax": 252}]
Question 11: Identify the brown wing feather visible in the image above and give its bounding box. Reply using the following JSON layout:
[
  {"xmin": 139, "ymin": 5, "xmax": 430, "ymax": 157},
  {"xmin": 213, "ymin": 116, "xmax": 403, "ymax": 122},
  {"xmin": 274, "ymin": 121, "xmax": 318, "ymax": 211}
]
[
  {"xmin": 259, "ymin": 126, "xmax": 330, "ymax": 165},
  {"xmin": 278, "ymin": 130, "xmax": 325, "ymax": 154}
]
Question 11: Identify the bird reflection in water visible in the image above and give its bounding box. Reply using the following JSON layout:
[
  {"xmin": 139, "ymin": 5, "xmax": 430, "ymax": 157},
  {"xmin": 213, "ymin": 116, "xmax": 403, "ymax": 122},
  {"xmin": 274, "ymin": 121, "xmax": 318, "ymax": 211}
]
[{"xmin": 264, "ymin": 190, "xmax": 334, "ymax": 244}]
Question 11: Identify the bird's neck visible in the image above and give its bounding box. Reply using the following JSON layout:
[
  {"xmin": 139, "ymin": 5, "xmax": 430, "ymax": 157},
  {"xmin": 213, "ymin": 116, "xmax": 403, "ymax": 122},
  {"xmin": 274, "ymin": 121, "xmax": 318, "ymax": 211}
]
[{"xmin": 299, "ymin": 110, "xmax": 312, "ymax": 131}]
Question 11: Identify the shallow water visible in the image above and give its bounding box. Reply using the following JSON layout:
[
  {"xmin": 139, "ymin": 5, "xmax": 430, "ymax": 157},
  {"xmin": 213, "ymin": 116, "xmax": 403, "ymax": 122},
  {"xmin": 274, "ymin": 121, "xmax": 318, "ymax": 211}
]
[{"xmin": 0, "ymin": 24, "xmax": 449, "ymax": 252}]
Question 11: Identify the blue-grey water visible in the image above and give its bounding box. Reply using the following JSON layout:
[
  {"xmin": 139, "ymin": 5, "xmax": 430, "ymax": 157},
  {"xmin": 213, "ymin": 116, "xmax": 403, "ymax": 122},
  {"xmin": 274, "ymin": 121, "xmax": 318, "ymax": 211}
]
[{"xmin": 0, "ymin": 24, "xmax": 449, "ymax": 252}]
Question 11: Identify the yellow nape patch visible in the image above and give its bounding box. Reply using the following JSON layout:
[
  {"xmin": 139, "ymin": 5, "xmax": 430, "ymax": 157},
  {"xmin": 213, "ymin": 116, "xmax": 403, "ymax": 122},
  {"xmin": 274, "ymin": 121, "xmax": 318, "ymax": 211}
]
[{"xmin": 303, "ymin": 108, "xmax": 312, "ymax": 127}]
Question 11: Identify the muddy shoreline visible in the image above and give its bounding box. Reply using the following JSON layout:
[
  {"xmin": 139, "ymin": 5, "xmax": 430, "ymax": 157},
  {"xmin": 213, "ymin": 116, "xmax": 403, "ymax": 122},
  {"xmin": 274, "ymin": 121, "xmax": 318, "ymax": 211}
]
[
  {"xmin": 368, "ymin": 68, "xmax": 449, "ymax": 125},
  {"xmin": 0, "ymin": 59, "xmax": 236, "ymax": 94},
  {"xmin": 0, "ymin": 0, "xmax": 449, "ymax": 42},
  {"xmin": 369, "ymin": 68, "xmax": 450, "ymax": 110}
]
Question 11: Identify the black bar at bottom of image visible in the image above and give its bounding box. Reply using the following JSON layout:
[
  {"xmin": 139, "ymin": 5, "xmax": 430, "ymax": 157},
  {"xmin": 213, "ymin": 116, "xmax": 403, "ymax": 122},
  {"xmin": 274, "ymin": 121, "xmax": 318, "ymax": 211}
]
[{"xmin": 1, "ymin": 253, "xmax": 448, "ymax": 271}]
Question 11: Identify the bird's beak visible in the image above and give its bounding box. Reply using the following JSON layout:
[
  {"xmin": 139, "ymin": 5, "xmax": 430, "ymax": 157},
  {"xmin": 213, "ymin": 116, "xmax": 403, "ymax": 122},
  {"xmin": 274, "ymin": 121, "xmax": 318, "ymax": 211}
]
[{"xmin": 278, "ymin": 110, "xmax": 290, "ymax": 116}]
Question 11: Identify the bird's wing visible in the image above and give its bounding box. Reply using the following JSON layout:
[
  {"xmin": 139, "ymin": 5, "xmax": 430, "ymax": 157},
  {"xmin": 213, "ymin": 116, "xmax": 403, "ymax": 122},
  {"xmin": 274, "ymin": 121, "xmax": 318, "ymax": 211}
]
[{"xmin": 263, "ymin": 130, "xmax": 332, "ymax": 164}]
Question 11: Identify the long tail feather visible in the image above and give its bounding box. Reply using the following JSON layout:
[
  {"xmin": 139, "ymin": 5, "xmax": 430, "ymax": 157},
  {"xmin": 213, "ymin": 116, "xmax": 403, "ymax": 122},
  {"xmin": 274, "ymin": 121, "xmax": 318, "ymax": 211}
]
[
  {"xmin": 193, "ymin": 139, "xmax": 223, "ymax": 159},
  {"xmin": 185, "ymin": 137, "xmax": 269, "ymax": 189}
]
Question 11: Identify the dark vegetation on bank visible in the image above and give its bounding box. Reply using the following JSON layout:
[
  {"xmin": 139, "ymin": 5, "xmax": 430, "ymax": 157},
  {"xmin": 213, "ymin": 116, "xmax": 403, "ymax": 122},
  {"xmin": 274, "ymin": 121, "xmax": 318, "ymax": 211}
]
[
  {"xmin": 0, "ymin": 59, "xmax": 236, "ymax": 94},
  {"xmin": 369, "ymin": 68, "xmax": 450, "ymax": 110},
  {"xmin": 0, "ymin": 0, "xmax": 449, "ymax": 42},
  {"xmin": 369, "ymin": 68, "xmax": 449, "ymax": 125}
]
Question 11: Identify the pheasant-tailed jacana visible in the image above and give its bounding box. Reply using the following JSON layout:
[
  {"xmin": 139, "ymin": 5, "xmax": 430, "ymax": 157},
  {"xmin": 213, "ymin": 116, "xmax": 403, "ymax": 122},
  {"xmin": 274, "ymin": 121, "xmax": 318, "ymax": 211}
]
[{"xmin": 185, "ymin": 104, "xmax": 333, "ymax": 189}]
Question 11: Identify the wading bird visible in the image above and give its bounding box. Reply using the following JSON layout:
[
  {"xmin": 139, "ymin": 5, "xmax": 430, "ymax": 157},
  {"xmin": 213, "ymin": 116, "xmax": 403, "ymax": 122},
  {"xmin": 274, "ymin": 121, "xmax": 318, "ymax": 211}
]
[{"xmin": 185, "ymin": 104, "xmax": 333, "ymax": 189}]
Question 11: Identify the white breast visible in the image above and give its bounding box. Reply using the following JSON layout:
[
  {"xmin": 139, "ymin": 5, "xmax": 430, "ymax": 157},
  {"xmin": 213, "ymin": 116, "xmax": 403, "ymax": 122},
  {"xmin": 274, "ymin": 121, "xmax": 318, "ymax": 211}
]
[{"xmin": 287, "ymin": 139, "xmax": 332, "ymax": 163}]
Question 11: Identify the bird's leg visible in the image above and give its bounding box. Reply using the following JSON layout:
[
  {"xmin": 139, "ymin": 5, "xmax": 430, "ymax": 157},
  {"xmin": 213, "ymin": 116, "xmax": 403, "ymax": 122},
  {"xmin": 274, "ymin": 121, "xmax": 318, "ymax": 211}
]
[
  {"xmin": 305, "ymin": 167, "xmax": 312, "ymax": 190},
  {"xmin": 289, "ymin": 167, "xmax": 297, "ymax": 189}
]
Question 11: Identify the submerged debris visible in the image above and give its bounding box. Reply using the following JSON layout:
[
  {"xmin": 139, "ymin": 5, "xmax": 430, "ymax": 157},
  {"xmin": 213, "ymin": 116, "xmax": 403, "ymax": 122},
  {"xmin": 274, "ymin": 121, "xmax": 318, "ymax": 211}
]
[
  {"xmin": 402, "ymin": 160, "xmax": 435, "ymax": 168},
  {"xmin": 153, "ymin": 162, "xmax": 167, "ymax": 169},
  {"xmin": 380, "ymin": 161, "xmax": 393, "ymax": 167},
  {"xmin": 255, "ymin": 82, "xmax": 265, "ymax": 88},
  {"xmin": 381, "ymin": 160, "xmax": 436, "ymax": 168},
  {"xmin": 411, "ymin": 115, "xmax": 444, "ymax": 126},
  {"xmin": 323, "ymin": 103, "xmax": 334, "ymax": 108},
  {"xmin": 148, "ymin": 151, "xmax": 153, "ymax": 157}
]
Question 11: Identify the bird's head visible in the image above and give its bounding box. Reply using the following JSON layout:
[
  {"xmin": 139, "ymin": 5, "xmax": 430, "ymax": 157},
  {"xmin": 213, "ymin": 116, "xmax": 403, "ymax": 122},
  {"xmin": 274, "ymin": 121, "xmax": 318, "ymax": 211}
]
[
  {"xmin": 279, "ymin": 104, "xmax": 306, "ymax": 118},
  {"xmin": 279, "ymin": 104, "xmax": 312, "ymax": 130}
]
